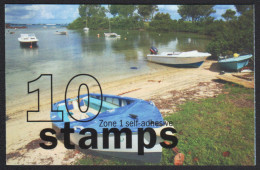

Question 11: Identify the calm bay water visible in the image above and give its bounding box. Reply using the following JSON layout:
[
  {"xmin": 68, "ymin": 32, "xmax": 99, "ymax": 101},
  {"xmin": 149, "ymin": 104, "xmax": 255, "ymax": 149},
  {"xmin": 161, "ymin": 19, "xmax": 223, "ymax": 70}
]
[{"xmin": 5, "ymin": 26, "xmax": 210, "ymax": 113}]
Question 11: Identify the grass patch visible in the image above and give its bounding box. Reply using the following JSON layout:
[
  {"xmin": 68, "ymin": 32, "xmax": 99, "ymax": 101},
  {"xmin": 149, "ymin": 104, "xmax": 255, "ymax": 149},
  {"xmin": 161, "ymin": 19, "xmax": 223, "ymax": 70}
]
[
  {"xmin": 75, "ymin": 83, "xmax": 254, "ymax": 165},
  {"xmin": 163, "ymin": 83, "xmax": 254, "ymax": 165}
]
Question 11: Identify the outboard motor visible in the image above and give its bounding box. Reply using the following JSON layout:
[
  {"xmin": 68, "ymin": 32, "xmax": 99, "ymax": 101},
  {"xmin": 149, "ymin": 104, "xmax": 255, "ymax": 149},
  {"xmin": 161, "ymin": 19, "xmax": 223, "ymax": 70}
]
[{"xmin": 150, "ymin": 46, "xmax": 158, "ymax": 54}]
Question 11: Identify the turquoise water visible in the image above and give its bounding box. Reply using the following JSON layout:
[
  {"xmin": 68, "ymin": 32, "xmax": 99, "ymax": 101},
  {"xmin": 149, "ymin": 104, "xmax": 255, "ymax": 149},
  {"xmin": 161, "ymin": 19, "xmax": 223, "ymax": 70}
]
[{"xmin": 5, "ymin": 26, "xmax": 210, "ymax": 112}]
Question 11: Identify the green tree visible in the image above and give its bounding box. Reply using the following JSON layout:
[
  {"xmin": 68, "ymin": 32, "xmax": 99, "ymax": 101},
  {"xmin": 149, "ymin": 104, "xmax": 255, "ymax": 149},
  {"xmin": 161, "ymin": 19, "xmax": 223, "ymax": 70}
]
[
  {"xmin": 235, "ymin": 5, "xmax": 252, "ymax": 14},
  {"xmin": 109, "ymin": 5, "xmax": 119, "ymax": 17},
  {"xmin": 178, "ymin": 5, "xmax": 215, "ymax": 22},
  {"xmin": 206, "ymin": 7, "xmax": 253, "ymax": 58},
  {"xmin": 108, "ymin": 5, "xmax": 136, "ymax": 18},
  {"xmin": 78, "ymin": 5, "xmax": 106, "ymax": 18},
  {"xmin": 151, "ymin": 5, "xmax": 159, "ymax": 19},
  {"xmin": 109, "ymin": 15, "xmax": 144, "ymax": 30},
  {"xmin": 68, "ymin": 5, "xmax": 108, "ymax": 30},
  {"xmin": 137, "ymin": 5, "xmax": 158, "ymax": 21},
  {"xmin": 222, "ymin": 9, "xmax": 236, "ymax": 21},
  {"xmin": 153, "ymin": 12, "xmax": 171, "ymax": 21},
  {"xmin": 149, "ymin": 12, "xmax": 172, "ymax": 32},
  {"xmin": 67, "ymin": 17, "xmax": 85, "ymax": 29}
]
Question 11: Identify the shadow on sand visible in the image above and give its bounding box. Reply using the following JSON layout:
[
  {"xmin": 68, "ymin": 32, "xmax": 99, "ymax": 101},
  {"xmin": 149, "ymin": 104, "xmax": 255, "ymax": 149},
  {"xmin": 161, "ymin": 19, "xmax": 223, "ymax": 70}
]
[{"xmin": 208, "ymin": 62, "xmax": 221, "ymax": 73}]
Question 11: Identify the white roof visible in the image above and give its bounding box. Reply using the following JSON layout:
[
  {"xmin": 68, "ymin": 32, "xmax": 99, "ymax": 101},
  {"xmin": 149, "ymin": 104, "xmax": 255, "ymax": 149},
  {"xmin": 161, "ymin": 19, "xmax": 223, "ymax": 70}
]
[{"xmin": 20, "ymin": 34, "xmax": 36, "ymax": 38}]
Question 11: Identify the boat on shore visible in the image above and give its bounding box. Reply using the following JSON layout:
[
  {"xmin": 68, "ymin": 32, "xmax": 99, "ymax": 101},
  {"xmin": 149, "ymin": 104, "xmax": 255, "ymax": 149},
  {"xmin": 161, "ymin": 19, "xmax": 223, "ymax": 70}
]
[
  {"xmin": 18, "ymin": 34, "xmax": 38, "ymax": 46},
  {"xmin": 51, "ymin": 93, "xmax": 173, "ymax": 163},
  {"xmin": 147, "ymin": 47, "xmax": 211, "ymax": 68},
  {"xmin": 218, "ymin": 54, "xmax": 253, "ymax": 71}
]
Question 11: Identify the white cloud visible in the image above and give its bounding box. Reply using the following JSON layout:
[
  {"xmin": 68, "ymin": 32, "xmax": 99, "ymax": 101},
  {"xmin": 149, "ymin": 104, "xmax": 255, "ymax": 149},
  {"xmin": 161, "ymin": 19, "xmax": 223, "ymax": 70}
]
[
  {"xmin": 213, "ymin": 5, "xmax": 238, "ymax": 19},
  {"xmin": 5, "ymin": 4, "xmax": 79, "ymax": 24},
  {"xmin": 5, "ymin": 4, "xmax": 240, "ymax": 24},
  {"xmin": 158, "ymin": 5, "xmax": 178, "ymax": 11}
]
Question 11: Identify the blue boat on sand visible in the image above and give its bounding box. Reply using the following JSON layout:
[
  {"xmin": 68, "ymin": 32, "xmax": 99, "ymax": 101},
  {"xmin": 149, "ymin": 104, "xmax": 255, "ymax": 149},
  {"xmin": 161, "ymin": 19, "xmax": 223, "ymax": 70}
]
[
  {"xmin": 218, "ymin": 54, "xmax": 252, "ymax": 71},
  {"xmin": 50, "ymin": 93, "xmax": 174, "ymax": 163}
]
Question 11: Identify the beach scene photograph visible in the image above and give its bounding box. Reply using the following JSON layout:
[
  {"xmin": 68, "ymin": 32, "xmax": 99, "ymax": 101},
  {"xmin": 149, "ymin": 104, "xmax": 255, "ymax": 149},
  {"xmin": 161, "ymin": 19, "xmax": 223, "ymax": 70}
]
[{"xmin": 5, "ymin": 4, "xmax": 255, "ymax": 165}]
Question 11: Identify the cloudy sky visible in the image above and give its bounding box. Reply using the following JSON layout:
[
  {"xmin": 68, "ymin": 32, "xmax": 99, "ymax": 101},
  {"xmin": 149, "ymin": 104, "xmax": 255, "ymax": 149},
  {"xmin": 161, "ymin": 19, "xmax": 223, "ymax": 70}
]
[{"xmin": 5, "ymin": 4, "xmax": 238, "ymax": 24}]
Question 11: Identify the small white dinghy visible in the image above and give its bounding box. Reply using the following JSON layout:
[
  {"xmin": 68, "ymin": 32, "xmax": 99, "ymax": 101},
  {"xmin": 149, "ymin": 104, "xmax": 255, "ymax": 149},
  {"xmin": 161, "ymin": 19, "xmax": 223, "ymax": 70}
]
[{"xmin": 147, "ymin": 47, "xmax": 211, "ymax": 68}]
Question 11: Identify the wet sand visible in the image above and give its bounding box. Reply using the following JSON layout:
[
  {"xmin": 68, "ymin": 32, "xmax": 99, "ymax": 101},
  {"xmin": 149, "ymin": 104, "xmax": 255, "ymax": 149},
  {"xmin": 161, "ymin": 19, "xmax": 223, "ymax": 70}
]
[{"xmin": 6, "ymin": 60, "xmax": 222, "ymax": 165}]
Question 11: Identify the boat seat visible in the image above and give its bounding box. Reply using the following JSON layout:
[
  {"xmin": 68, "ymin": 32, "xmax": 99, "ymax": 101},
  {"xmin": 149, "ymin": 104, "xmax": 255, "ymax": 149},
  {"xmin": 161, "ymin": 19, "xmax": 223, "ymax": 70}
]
[
  {"xmin": 57, "ymin": 104, "xmax": 71, "ymax": 122},
  {"xmin": 79, "ymin": 99, "xmax": 84, "ymax": 107},
  {"xmin": 83, "ymin": 97, "xmax": 119, "ymax": 111},
  {"xmin": 66, "ymin": 100, "xmax": 74, "ymax": 110},
  {"xmin": 86, "ymin": 112, "xmax": 95, "ymax": 117}
]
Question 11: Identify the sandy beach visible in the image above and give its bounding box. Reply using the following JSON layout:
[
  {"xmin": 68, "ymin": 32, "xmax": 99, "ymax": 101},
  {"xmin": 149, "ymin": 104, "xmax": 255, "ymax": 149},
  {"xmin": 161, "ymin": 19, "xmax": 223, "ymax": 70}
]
[{"xmin": 6, "ymin": 60, "xmax": 224, "ymax": 165}]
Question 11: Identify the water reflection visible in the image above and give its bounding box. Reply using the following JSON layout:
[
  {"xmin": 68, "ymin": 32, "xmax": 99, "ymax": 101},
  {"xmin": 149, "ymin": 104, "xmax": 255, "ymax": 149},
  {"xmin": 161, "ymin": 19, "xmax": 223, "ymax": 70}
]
[
  {"xmin": 20, "ymin": 46, "xmax": 39, "ymax": 56},
  {"xmin": 176, "ymin": 36, "xmax": 209, "ymax": 52},
  {"xmin": 148, "ymin": 32, "xmax": 177, "ymax": 47},
  {"xmin": 6, "ymin": 26, "xmax": 211, "ymax": 105}
]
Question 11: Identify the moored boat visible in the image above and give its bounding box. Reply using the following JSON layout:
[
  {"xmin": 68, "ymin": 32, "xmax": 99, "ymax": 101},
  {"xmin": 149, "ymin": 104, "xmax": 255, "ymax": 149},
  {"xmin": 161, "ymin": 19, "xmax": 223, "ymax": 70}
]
[
  {"xmin": 50, "ymin": 93, "xmax": 174, "ymax": 163},
  {"xmin": 218, "ymin": 54, "xmax": 253, "ymax": 71},
  {"xmin": 104, "ymin": 19, "xmax": 120, "ymax": 38},
  {"xmin": 83, "ymin": 27, "xmax": 89, "ymax": 31},
  {"xmin": 55, "ymin": 31, "xmax": 67, "ymax": 35},
  {"xmin": 104, "ymin": 32, "xmax": 121, "ymax": 38},
  {"xmin": 147, "ymin": 47, "xmax": 211, "ymax": 68},
  {"xmin": 18, "ymin": 34, "xmax": 38, "ymax": 46}
]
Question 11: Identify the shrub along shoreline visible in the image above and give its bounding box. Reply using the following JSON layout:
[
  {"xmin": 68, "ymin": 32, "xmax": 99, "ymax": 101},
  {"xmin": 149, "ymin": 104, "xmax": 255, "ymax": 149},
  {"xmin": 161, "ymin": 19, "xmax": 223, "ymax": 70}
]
[{"xmin": 68, "ymin": 7, "xmax": 253, "ymax": 59}]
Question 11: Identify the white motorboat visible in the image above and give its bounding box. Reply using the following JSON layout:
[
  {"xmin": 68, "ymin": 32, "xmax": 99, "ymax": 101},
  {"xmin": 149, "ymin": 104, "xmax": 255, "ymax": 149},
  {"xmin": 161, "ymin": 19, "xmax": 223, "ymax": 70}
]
[
  {"xmin": 104, "ymin": 19, "xmax": 120, "ymax": 38},
  {"xmin": 147, "ymin": 47, "xmax": 211, "ymax": 68},
  {"xmin": 83, "ymin": 27, "xmax": 89, "ymax": 31},
  {"xmin": 18, "ymin": 34, "xmax": 38, "ymax": 45},
  {"xmin": 55, "ymin": 31, "xmax": 67, "ymax": 35},
  {"xmin": 104, "ymin": 32, "xmax": 121, "ymax": 38}
]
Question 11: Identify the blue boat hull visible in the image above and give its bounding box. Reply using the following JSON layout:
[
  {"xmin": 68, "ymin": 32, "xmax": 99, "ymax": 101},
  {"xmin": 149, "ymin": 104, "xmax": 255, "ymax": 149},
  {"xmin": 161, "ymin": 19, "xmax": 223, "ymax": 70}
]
[
  {"xmin": 50, "ymin": 93, "xmax": 168, "ymax": 163},
  {"xmin": 219, "ymin": 59, "xmax": 249, "ymax": 71},
  {"xmin": 218, "ymin": 54, "xmax": 252, "ymax": 71},
  {"xmin": 161, "ymin": 61, "xmax": 204, "ymax": 68}
]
